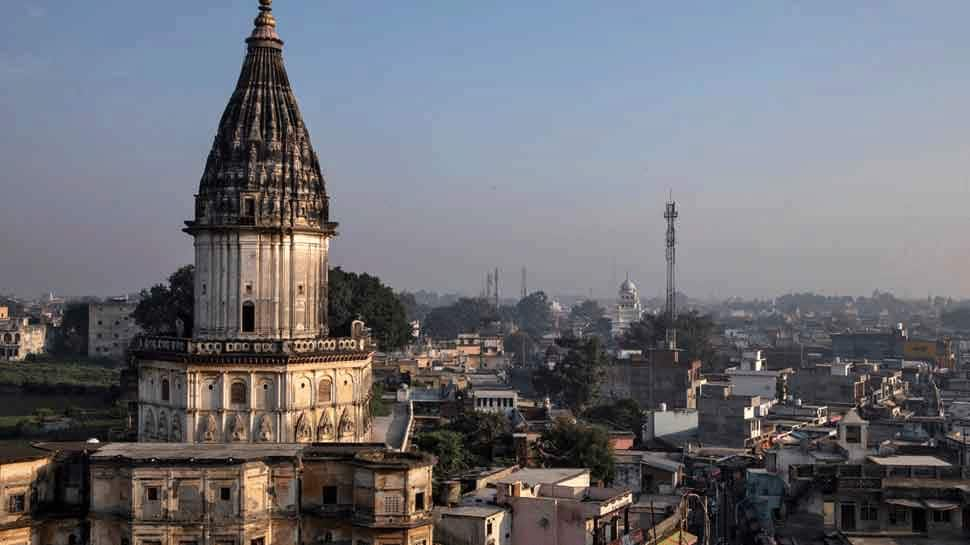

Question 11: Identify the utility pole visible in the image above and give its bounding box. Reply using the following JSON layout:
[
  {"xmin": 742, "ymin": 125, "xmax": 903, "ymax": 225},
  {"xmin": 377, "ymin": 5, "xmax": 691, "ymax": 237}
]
[{"xmin": 664, "ymin": 194, "xmax": 678, "ymax": 350}]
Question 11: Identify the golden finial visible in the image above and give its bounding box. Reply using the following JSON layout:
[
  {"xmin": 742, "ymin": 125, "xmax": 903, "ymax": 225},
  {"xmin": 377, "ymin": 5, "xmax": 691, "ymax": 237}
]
[{"xmin": 255, "ymin": 0, "xmax": 276, "ymax": 29}]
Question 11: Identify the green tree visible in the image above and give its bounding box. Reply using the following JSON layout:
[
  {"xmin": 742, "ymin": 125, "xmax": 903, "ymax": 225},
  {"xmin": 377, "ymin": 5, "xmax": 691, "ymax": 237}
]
[
  {"xmin": 517, "ymin": 291, "xmax": 553, "ymax": 338},
  {"xmin": 448, "ymin": 411, "xmax": 511, "ymax": 465},
  {"xmin": 537, "ymin": 417, "xmax": 615, "ymax": 482},
  {"xmin": 133, "ymin": 265, "xmax": 194, "ymax": 337},
  {"xmin": 583, "ymin": 399, "xmax": 643, "ymax": 441},
  {"xmin": 398, "ymin": 291, "xmax": 431, "ymax": 323},
  {"xmin": 370, "ymin": 383, "xmax": 391, "ymax": 417},
  {"xmin": 621, "ymin": 310, "xmax": 716, "ymax": 366},
  {"xmin": 423, "ymin": 298, "xmax": 495, "ymax": 340},
  {"xmin": 533, "ymin": 336, "xmax": 608, "ymax": 412},
  {"xmin": 52, "ymin": 302, "xmax": 89, "ymax": 355},
  {"xmin": 328, "ymin": 267, "xmax": 412, "ymax": 351},
  {"xmin": 414, "ymin": 430, "xmax": 468, "ymax": 476}
]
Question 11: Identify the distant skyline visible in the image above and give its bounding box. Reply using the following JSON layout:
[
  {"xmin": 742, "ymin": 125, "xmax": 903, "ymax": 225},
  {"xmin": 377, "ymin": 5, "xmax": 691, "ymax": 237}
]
[{"xmin": 3, "ymin": 2, "xmax": 970, "ymax": 300}]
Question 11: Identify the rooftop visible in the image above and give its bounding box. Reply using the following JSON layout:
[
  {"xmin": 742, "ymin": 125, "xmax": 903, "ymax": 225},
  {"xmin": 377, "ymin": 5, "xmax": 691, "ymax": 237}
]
[
  {"xmin": 0, "ymin": 441, "xmax": 49, "ymax": 464},
  {"xmin": 92, "ymin": 443, "xmax": 303, "ymax": 462},
  {"xmin": 435, "ymin": 505, "xmax": 506, "ymax": 518},
  {"xmin": 866, "ymin": 455, "xmax": 950, "ymax": 467},
  {"xmin": 494, "ymin": 467, "xmax": 588, "ymax": 487}
]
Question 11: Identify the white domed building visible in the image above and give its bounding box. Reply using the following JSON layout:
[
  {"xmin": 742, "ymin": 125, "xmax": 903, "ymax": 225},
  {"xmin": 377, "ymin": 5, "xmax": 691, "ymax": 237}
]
[{"xmin": 612, "ymin": 277, "xmax": 643, "ymax": 338}]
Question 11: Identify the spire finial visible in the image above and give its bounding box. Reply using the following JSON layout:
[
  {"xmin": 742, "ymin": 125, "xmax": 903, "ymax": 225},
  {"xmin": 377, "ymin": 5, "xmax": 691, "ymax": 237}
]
[{"xmin": 249, "ymin": 0, "xmax": 282, "ymax": 44}]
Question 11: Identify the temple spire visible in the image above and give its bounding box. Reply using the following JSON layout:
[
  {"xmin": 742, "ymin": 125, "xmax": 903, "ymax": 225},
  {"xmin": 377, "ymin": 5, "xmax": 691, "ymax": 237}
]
[{"xmin": 249, "ymin": 0, "xmax": 282, "ymax": 45}]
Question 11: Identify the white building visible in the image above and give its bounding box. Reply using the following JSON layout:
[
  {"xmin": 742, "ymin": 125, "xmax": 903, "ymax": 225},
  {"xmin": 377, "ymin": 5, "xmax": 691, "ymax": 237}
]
[
  {"xmin": 642, "ymin": 405, "xmax": 698, "ymax": 443},
  {"xmin": 611, "ymin": 277, "xmax": 643, "ymax": 338},
  {"xmin": 725, "ymin": 350, "xmax": 785, "ymax": 403},
  {"xmin": 472, "ymin": 387, "xmax": 518, "ymax": 415}
]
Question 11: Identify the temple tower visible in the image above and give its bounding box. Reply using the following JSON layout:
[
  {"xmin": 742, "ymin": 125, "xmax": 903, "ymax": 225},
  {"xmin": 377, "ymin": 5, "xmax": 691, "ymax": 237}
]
[{"xmin": 131, "ymin": 0, "xmax": 373, "ymax": 444}]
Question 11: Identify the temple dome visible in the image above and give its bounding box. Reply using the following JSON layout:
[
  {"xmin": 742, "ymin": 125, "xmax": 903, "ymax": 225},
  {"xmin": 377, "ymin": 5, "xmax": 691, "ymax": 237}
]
[{"xmin": 188, "ymin": 0, "xmax": 334, "ymax": 235}]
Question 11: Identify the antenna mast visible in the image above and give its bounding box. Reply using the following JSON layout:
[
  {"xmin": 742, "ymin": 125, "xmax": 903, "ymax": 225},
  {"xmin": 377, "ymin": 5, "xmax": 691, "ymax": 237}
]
[{"xmin": 664, "ymin": 194, "xmax": 678, "ymax": 349}]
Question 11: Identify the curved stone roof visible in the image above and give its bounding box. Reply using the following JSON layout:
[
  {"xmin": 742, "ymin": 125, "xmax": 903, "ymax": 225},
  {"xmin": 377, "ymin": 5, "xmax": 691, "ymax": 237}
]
[{"xmin": 189, "ymin": 0, "xmax": 333, "ymax": 234}]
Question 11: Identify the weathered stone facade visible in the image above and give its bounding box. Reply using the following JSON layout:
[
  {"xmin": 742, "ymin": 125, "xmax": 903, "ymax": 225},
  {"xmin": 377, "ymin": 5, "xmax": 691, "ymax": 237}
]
[
  {"xmin": 133, "ymin": 0, "xmax": 372, "ymax": 444},
  {"xmin": 0, "ymin": 316, "xmax": 47, "ymax": 362}
]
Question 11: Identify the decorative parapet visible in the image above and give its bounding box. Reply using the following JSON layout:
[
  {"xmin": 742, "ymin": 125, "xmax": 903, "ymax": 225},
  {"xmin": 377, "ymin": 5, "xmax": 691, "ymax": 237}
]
[{"xmin": 131, "ymin": 335, "xmax": 371, "ymax": 360}]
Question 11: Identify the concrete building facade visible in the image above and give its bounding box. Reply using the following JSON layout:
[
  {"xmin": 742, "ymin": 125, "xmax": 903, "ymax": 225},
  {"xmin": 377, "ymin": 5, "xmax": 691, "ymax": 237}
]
[{"xmin": 88, "ymin": 300, "xmax": 141, "ymax": 360}]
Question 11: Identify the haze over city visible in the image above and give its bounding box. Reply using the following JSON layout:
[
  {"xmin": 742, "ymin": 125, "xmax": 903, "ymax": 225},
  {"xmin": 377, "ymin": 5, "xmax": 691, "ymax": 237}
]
[{"xmin": 3, "ymin": 1, "xmax": 970, "ymax": 299}]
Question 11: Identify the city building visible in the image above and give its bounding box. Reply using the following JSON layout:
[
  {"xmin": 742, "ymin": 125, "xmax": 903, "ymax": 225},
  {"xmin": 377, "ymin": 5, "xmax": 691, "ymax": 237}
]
[
  {"xmin": 88, "ymin": 299, "xmax": 142, "ymax": 360},
  {"xmin": 0, "ymin": 313, "xmax": 47, "ymax": 361},
  {"xmin": 725, "ymin": 350, "xmax": 788, "ymax": 403},
  {"xmin": 601, "ymin": 348, "xmax": 702, "ymax": 410},
  {"xmin": 641, "ymin": 406, "xmax": 698, "ymax": 446},
  {"xmin": 128, "ymin": 0, "xmax": 374, "ymax": 445},
  {"xmin": 433, "ymin": 505, "xmax": 510, "ymax": 545},
  {"xmin": 831, "ymin": 326, "xmax": 907, "ymax": 361},
  {"xmin": 697, "ymin": 383, "xmax": 770, "ymax": 449},
  {"xmin": 788, "ymin": 359, "xmax": 869, "ymax": 408},
  {"xmin": 611, "ymin": 278, "xmax": 642, "ymax": 338},
  {"xmin": 471, "ymin": 387, "xmax": 518, "ymax": 415}
]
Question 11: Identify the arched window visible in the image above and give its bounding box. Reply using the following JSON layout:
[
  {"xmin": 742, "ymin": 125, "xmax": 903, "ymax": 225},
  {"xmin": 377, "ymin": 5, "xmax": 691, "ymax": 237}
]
[
  {"xmin": 242, "ymin": 301, "xmax": 256, "ymax": 333},
  {"xmin": 161, "ymin": 379, "xmax": 170, "ymax": 402},
  {"xmin": 230, "ymin": 381, "xmax": 247, "ymax": 404},
  {"xmin": 318, "ymin": 378, "xmax": 333, "ymax": 404}
]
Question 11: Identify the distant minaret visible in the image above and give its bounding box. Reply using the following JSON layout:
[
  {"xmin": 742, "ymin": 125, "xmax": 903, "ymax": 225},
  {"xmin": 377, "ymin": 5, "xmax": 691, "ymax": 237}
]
[
  {"xmin": 521, "ymin": 267, "xmax": 527, "ymax": 299},
  {"xmin": 494, "ymin": 267, "xmax": 500, "ymax": 308},
  {"xmin": 664, "ymin": 195, "xmax": 678, "ymax": 349}
]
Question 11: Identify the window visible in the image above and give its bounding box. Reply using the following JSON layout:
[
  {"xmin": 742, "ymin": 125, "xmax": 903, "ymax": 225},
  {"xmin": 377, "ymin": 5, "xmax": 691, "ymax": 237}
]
[
  {"xmin": 318, "ymin": 378, "xmax": 332, "ymax": 403},
  {"xmin": 245, "ymin": 283, "xmax": 253, "ymax": 295},
  {"xmin": 230, "ymin": 382, "xmax": 247, "ymax": 404},
  {"xmin": 242, "ymin": 301, "xmax": 255, "ymax": 333},
  {"xmin": 161, "ymin": 379, "xmax": 170, "ymax": 402},
  {"xmin": 251, "ymin": 539, "xmax": 265, "ymax": 545},
  {"xmin": 932, "ymin": 510, "xmax": 951, "ymax": 523},
  {"xmin": 201, "ymin": 283, "xmax": 207, "ymax": 295},
  {"xmin": 384, "ymin": 495, "xmax": 402, "ymax": 514},
  {"xmin": 179, "ymin": 542, "xmax": 199, "ymax": 545},
  {"xmin": 7, "ymin": 494, "xmax": 25, "ymax": 513},
  {"xmin": 298, "ymin": 284, "xmax": 304, "ymax": 296},
  {"xmin": 243, "ymin": 197, "xmax": 256, "ymax": 217},
  {"xmin": 845, "ymin": 425, "xmax": 862, "ymax": 444},
  {"xmin": 220, "ymin": 487, "xmax": 231, "ymax": 501},
  {"xmin": 487, "ymin": 520, "xmax": 493, "ymax": 536},
  {"xmin": 415, "ymin": 491, "xmax": 425, "ymax": 510},
  {"xmin": 146, "ymin": 487, "xmax": 160, "ymax": 501},
  {"xmin": 861, "ymin": 502, "xmax": 878, "ymax": 521},
  {"xmin": 323, "ymin": 486, "xmax": 338, "ymax": 505}
]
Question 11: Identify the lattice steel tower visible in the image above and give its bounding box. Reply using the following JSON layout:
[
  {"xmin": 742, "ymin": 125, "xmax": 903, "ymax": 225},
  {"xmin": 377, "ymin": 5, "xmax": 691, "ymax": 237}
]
[{"xmin": 664, "ymin": 196, "xmax": 678, "ymax": 349}]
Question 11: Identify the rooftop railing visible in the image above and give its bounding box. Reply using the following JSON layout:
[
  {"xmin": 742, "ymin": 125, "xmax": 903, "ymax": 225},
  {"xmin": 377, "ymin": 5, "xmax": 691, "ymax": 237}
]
[{"xmin": 131, "ymin": 335, "xmax": 368, "ymax": 356}]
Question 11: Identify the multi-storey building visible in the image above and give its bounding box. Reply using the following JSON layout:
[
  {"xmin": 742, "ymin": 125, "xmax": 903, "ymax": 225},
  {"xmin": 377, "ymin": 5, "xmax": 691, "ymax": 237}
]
[
  {"xmin": 0, "ymin": 314, "xmax": 47, "ymax": 361},
  {"xmin": 88, "ymin": 299, "xmax": 141, "ymax": 360}
]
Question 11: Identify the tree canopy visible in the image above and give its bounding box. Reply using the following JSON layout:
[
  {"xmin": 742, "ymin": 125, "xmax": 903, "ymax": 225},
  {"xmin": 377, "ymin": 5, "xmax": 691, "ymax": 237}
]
[
  {"xmin": 133, "ymin": 265, "xmax": 194, "ymax": 337},
  {"xmin": 51, "ymin": 302, "xmax": 90, "ymax": 356},
  {"xmin": 517, "ymin": 291, "xmax": 554, "ymax": 338},
  {"xmin": 533, "ymin": 336, "xmax": 608, "ymax": 412},
  {"xmin": 582, "ymin": 399, "xmax": 643, "ymax": 443},
  {"xmin": 537, "ymin": 417, "xmax": 615, "ymax": 482},
  {"xmin": 328, "ymin": 267, "xmax": 412, "ymax": 351},
  {"xmin": 413, "ymin": 430, "xmax": 467, "ymax": 476},
  {"xmin": 621, "ymin": 310, "xmax": 716, "ymax": 366},
  {"xmin": 423, "ymin": 297, "xmax": 496, "ymax": 340}
]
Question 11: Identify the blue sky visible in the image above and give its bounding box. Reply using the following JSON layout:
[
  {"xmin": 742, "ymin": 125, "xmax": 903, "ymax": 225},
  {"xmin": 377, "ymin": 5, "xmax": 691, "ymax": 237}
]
[{"xmin": 3, "ymin": 1, "xmax": 970, "ymax": 299}]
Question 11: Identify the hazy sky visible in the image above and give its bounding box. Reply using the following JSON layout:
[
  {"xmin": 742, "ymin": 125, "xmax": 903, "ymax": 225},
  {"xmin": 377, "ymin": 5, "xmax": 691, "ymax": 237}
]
[{"xmin": 3, "ymin": 1, "xmax": 970, "ymax": 300}]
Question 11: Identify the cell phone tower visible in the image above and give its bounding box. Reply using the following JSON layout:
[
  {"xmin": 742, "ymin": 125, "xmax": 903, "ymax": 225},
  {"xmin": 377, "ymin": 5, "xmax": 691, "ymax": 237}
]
[{"xmin": 664, "ymin": 195, "xmax": 678, "ymax": 350}]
